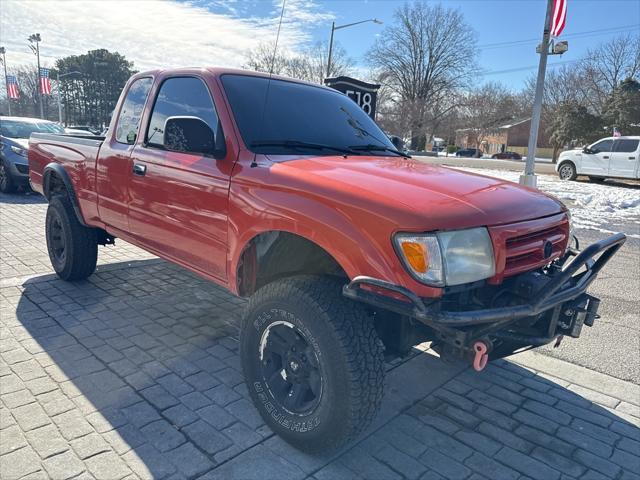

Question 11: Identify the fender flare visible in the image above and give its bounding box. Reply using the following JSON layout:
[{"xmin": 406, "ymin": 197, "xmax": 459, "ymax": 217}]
[{"xmin": 42, "ymin": 163, "xmax": 88, "ymax": 227}]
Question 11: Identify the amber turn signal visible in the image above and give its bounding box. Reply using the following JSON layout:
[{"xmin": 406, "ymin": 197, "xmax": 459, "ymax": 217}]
[{"xmin": 400, "ymin": 241, "xmax": 428, "ymax": 273}]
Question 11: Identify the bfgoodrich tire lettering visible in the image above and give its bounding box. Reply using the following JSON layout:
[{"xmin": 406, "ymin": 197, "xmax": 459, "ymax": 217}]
[
  {"xmin": 240, "ymin": 276, "xmax": 384, "ymax": 453},
  {"xmin": 45, "ymin": 195, "xmax": 98, "ymax": 280}
]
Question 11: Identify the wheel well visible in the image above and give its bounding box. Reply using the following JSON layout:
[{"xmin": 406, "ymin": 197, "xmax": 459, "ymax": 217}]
[
  {"xmin": 558, "ymin": 160, "xmax": 575, "ymax": 170},
  {"xmin": 236, "ymin": 232, "xmax": 347, "ymax": 297},
  {"xmin": 44, "ymin": 171, "xmax": 68, "ymax": 199}
]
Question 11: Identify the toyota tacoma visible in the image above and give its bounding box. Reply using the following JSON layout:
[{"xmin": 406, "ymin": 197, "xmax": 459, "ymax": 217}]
[{"xmin": 29, "ymin": 68, "xmax": 625, "ymax": 452}]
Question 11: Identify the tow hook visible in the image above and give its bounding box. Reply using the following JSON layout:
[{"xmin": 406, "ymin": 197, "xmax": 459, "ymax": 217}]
[{"xmin": 472, "ymin": 341, "xmax": 489, "ymax": 372}]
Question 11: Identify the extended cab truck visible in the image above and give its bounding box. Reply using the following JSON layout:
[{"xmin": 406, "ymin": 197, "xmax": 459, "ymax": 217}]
[
  {"xmin": 29, "ymin": 68, "xmax": 625, "ymax": 453},
  {"xmin": 556, "ymin": 136, "xmax": 640, "ymax": 181}
]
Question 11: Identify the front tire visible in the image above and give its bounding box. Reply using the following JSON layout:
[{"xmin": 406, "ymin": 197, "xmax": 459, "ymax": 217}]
[
  {"xmin": 240, "ymin": 276, "xmax": 384, "ymax": 453},
  {"xmin": 45, "ymin": 195, "xmax": 98, "ymax": 280},
  {"xmin": 558, "ymin": 162, "xmax": 577, "ymax": 181},
  {"xmin": 0, "ymin": 160, "xmax": 16, "ymax": 193}
]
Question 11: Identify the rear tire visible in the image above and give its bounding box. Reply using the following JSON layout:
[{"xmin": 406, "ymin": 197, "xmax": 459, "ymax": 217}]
[
  {"xmin": 240, "ymin": 275, "xmax": 384, "ymax": 453},
  {"xmin": 45, "ymin": 195, "xmax": 98, "ymax": 280},
  {"xmin": 558, "ymin": 162, "xmax": 577, "ymax": 181},
  {"xmin": 0, "ymin": 160, "xmax": 16, "ymax": 193}
]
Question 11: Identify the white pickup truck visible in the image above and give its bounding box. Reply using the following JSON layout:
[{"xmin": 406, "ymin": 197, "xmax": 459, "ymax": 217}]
[{"xmin": 556, "ymin": 136, "xmax": 640, "ymax": 181}]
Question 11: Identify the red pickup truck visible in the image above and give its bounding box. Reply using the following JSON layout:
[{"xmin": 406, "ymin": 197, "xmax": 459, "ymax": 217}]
[{"xmin": 29, "ymin": 67, "xmax": 625, "ymax": 452}]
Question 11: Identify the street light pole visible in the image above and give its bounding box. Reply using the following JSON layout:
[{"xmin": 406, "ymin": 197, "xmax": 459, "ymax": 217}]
[
  {"xmin": 0, "ymin": 47, "xmax": 10, "ymax": 116},
  {"xmin": 28, "ymin": 34, "xmax": 44, "ymax": 119},
  {"xmin": 520, "ymin": 0, "xmax": 554, "ymax": 188},
  {"xmin": 56, "ymin": 71, "xmax": 81, "ymax": 125},
  {"xmin": 326, "ymin": 18, "xmax": 382, "ymax": 79}
]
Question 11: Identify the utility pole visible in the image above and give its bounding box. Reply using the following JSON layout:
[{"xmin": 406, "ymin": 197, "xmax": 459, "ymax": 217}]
[
  {"xmin": 28, "ymin": 33, "xmax": 44, "ymax": 118},
  {"xmin": 520, "ymin": 0, "xmax": 554, "ymax": 188},
  {"xmin": 0, "ymin": 47, "xmax": 10, "ymax": 116}
]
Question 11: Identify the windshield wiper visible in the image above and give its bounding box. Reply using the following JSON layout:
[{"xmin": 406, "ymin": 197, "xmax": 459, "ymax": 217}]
[
  {"xmin": 348, "ymin": 144, "xmax": 411, "ymax": 159},
  {"xmin": 250, "ymin": 140, "xmax": 358, "ymax": 156}
]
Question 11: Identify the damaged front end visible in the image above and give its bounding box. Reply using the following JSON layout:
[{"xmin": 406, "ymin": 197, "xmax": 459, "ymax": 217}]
[{"xmin": 343, "ymin": 232, "xmax": 626, "ymax": 371}]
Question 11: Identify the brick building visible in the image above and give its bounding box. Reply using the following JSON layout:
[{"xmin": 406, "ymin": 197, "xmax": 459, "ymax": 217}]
[{"xmin": 455, "ymin": 118, "xmax": 553, "ymax": 158}]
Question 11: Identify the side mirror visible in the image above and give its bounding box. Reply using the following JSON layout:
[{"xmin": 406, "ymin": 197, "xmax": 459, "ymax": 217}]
[
  {"xmin": 389, "ymin": 136, "xmax": 404, "ymax": 151},
  {"xmin": 164, "ymin": 116, "xmax": 225, "ymax": 157},
  {"xmin": 582, "ymin": 145, "xmax": 592, "ymax": 154}
]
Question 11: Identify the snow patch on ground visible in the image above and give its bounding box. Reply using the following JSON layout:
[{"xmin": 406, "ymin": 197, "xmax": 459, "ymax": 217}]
[{"xmin": 455, "ymin": 167, "xmax": 640, "ymax": 238}]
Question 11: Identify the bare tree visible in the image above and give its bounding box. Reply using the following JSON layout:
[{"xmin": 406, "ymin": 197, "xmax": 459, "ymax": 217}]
[
  {"xmin": 459, "ymin": 82, "xmax": 519, "ymax": 156},
  {"xmin": 244, "ymin": 41, "xmax": 353, "ymax": 84},
  {"xmin": 578, "ymin": 34, "xmax": 640, "ymax": 114},
  {"xmin": 367, "ymin": 1, "xmax": 478, "ymax": 150}
]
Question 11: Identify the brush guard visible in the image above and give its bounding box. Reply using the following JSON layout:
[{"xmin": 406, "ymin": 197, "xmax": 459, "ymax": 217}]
[{"xmin": 343, "ymin": 232, "xmax": 626, "ymax": 369}]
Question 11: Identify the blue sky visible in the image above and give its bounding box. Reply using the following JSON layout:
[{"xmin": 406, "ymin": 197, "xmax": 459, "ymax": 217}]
[
  {"xmin": 201, "ymin": 0, "xmax": 640, "ymax": 89},
  {"xmin": 1, "ymin": 0, "xmax": 638, "ymax": 92}
]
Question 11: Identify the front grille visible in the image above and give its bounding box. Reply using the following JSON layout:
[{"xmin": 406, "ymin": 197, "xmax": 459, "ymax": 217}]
[
  {"xmin": 504, "ymin": 223, "xmax": 568, "ymax": 277},
  {"xmin": 15, "ymin": 164, "xmax": 29, "ymax": 174},
  {"xmin": 489, "ymin": 213, "xmax": 570, "ymax": 283}
]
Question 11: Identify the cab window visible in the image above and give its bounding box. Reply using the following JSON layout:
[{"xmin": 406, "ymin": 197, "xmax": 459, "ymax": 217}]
[
  {"xmin": 590, "ymin": 139, "xmax": 613, "ymax": 153},
  {"xmin": 146, "ymin": 76, "xmax": 222, "ymax": 155},
  {"xmin": 613, "ymin": 139, "xmax": 639, "ymax": 153},
  {"xmin": 115, "ymin": 77, "xmax": 153, "ymax": 144}
]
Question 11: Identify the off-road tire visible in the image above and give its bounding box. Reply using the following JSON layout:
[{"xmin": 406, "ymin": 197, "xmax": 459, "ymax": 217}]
[
  {"xmin": 46, "ymin": 195, "xmax": 98, "ymax": 280},
  {"xmin": 0, "ymin": 159, "xmax": 16, "ymax": 193},
  {"xmin": 240, "ymin": 275, "xmax": 384, "ymax": 453},
  {"xmin": 558, "ymin": 161, "xmax": 577, "ymax": 181}
]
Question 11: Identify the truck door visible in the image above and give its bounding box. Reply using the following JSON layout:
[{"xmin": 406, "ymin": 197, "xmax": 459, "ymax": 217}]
[
  {"xmin": 128, "ymin": 76, "xmax": 232, "ymax": 282},
  {"xmin": 96, "ymin": 77, "xmax": 153, "ymax": 232},
  {"xmin": 581, "ymin": 138, "xmax": 613, "ymax": 176},
  {"xmin": 610, "ymin": 138, "xmax": 639, "ymax": 178}
]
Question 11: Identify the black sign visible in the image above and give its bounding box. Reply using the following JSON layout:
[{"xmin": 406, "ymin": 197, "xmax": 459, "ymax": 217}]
[{"xmin": 324, "ymin": 76, "xmax": 380, "ymax": 120}]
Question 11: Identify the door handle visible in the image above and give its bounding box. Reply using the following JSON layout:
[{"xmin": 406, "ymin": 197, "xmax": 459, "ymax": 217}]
[
  {"xmin": 630, "ymin": 157, "xmax": 636, "ymax": 160},
  {"xmin": 133, "ymin": 163, "xmax": 147, "ymax": 176},
  {"xmin": 603, "ymin": 156, "xmax": 609, "ymax": 159}
]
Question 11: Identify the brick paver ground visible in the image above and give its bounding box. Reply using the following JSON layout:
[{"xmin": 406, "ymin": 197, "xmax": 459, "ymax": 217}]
[{"xmin": 1, "ymin": 192, "xmax": 639, "ymax": 479}]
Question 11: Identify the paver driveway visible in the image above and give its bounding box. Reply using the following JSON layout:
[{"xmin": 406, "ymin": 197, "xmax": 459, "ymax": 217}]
[{"xmin": 1, "ymin": 192, "xmax": 639, "ymax": 479}]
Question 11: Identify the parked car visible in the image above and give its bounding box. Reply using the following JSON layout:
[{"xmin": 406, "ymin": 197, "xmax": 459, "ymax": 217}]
[
  {"xmin": 0, "ymin": 116, "xmax": 65, "ymax": 193},
  {"xmin": 492, "ymin": 151, "xmax": 522, "ymax": 160},
  {"xmin": 455, "ymin": 147, "xmax": 480, "ymax": 157},
  {"xmin": 29, "ymin": 68, "xmax": 625, "ymax": 453},
  {"xmin": 556, "ymin": 136, "xmax": 640, "ymax": 181}
]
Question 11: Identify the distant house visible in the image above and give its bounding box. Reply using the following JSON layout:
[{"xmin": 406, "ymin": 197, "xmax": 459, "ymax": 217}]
[{"xmin": 455, "ymin": 118, "xmax": 553, "ymax": 158}]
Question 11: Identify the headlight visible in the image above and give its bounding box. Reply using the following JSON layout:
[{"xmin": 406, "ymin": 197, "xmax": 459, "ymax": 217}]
[
  {"xmin": 394, "ymin": 227, "xmax": 495, "ymax": 287},
  {"xmin": 10, "ymin": 145, "xmax": 28, "ymax": 157}
]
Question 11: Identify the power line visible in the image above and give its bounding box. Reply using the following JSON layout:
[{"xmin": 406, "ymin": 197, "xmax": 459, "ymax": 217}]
[
  {"xmin": 478, "ymin": 24, "xmax": 639, "ymax": 51},
  {"xmin": 482, "ymin": 59, "xmax": 580, "ymax": 76}
]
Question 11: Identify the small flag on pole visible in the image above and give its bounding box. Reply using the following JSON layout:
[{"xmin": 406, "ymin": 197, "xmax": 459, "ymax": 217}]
[
  {"xmin": 550, "ymin": 0, "xmax": 567, "ymax": 37},
  {"xmin": 613, "ymin": 127, "xmax": 621, "ymax": 138},
  {"xmin": 6, "ymin": 75, "xmax": 19, "ymax": 99},
  {"xmin": 39, "ymin": 67, "xmax": 52, "ymax": 95}
]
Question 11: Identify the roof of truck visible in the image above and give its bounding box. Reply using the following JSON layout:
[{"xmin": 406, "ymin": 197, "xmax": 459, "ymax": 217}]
[{"xmin": 133, "ymin": 67, "xmax": 336, "ymax": 91}]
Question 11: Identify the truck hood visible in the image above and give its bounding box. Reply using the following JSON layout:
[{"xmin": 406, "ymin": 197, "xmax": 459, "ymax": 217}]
[{"xmin": 271, "ymin": 155, "xmax": 565, "ymax": 229}]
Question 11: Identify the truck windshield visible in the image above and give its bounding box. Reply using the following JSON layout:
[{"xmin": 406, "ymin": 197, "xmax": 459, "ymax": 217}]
[
  {"xmin": 0, "ymin": 119, "xmax": 65, "ymax": 139},
  {"xmin": 221, "ymin": 74, "xmax": 400, "ymax": 157}
]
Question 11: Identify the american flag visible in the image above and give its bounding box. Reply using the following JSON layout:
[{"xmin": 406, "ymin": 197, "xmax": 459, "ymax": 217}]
[
  {"xmin": 6, "ymin": 75, "xmax": 19, "ymax": 99},
  {"xmin": 39, "ymin": 67, "xmax": 52, "ymax": 95},
  {"xmin": 550, "ymin": 0, "xmax": 567, "ymax": 37}
]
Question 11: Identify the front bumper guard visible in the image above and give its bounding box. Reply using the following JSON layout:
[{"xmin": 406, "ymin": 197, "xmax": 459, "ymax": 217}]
[{"xmin": 343, "ymin": 232, "xmax": 626, "ymax": 354}]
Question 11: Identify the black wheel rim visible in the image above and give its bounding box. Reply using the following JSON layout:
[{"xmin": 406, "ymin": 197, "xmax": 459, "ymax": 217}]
[
  {"xmin": 49, "ymin": 214, "xmax": 66, "ymax": 265},
  {"xmin": 259, "ymin": 321, "xmax": 323, "ymax": 415}
]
